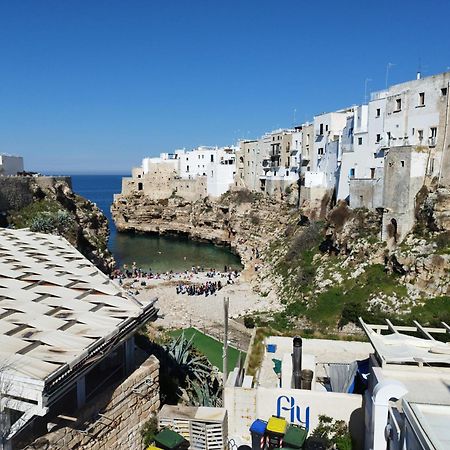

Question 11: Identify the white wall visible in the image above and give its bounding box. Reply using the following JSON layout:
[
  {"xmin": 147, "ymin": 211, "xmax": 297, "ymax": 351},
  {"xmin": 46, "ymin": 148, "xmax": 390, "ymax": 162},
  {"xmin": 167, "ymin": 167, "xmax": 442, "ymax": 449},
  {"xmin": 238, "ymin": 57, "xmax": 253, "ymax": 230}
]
[{"xmin": 224, "ymin": 386, "xmax": 364, "ymax": 446}]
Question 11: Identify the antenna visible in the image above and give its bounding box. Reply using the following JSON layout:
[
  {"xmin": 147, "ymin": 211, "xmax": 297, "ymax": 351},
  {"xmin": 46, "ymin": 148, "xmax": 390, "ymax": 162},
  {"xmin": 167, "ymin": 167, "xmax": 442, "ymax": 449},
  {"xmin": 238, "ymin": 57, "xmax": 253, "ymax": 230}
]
[
  {"xmin": 385, "ymin": 62, "xmax": 395, "ymax": 89},
  {"xmin": 364, "ymin": 78, "xmax": 372, "ymax": 104}
]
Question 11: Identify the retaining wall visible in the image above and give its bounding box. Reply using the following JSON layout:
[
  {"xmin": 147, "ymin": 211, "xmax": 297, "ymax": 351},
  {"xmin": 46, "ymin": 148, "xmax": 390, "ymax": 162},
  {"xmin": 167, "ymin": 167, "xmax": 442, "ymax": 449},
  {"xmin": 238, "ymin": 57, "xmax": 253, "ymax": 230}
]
[{"xmin": 23, "ymin": 356, "xmax": 160, "ymax": 450}]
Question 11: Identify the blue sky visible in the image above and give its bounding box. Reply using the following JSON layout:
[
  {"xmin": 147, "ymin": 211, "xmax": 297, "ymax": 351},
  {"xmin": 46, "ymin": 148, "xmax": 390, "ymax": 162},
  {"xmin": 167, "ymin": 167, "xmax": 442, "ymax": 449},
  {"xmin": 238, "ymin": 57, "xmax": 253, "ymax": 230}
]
[{"xmin": 1, "ymin": 0, "xmax": 449, "ymax": 174}]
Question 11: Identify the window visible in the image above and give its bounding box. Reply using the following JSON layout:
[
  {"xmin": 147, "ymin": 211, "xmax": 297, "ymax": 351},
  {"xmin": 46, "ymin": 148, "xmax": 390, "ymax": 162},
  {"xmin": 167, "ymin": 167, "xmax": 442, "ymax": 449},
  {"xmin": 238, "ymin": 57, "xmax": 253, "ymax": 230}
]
[
  {"xmin": 138, "ymin": 182, "xmax": 143, "ymax": 191},
  {"xmin": 319, "ymin": 123, "xmax": 324, "ymax": 135},
  {"xmin": 373, "ymin": 153, "xmax": 377, "ymax": 158},
  {"xmin": 286, "ymin": 170, "xmax": 289, "ymax": 176},
  {"xmin": 187, "ymin": 165, "xmax": 189, "ymax": 172},
  {"xmin": 198, "ymin": 155, "xmax": 201, "ymax": 159},
  {"xmin": 441, "ymin": 87, "xmax": 448, "ymax": 96},
  {"xmin": 211, "ymin": 155, "xmax": 214, "ymax": 162},
  {"xmin": 418, "ymin": 130, "xmax": 424, "ymax": 141},
  {"xmin": 370, "ymin": 168, "xmax": 375, "ymax": 179},
  {"xmin": 358, "ymin": 137, "xmax": 363, "ymax": 145},
  {"xmin": 376, "ymin": 108, "xmax": 381, "ymax": 118},
  {"xmin": 395, "ymin": 98, "xmax": 402, "ymax": 111},
  {"xmin": 412, "ymin": 128, "xmax": 415, "ymax": 135},
  {"xmin": 430, "ymin": 127, "xmax": 438, "ymax": 138},
  {"xmin": 325, "ymin": 125, "xmax": 329, "ymax": 132},
  {"xmin": 211, "ymin": 171, "xmax": 214, "ymax": 176},
  {"xmin": 376, "ymin": 134, "xmax": 381, "ymax": 143},
  {"xmin": 387, "ymin": 131, "xmax": 391, "ymax": 141},
  {"xmin": 401, "ymin": 161, "xmax": 405, "ymax": 167},
  {"xmin": 248, "ymin": 161, "xmax": 250, "ymax": 167},
  {"xmin": 349, "ymin": 168, "xmax": 355, "ymax": 178},
  {"xmin": 418, "ymin": 92, "xmax": 425, "ymax": 106},
  {"xmin": 318, "ymin": 147, "xmax": 324, "ymax": 155}
]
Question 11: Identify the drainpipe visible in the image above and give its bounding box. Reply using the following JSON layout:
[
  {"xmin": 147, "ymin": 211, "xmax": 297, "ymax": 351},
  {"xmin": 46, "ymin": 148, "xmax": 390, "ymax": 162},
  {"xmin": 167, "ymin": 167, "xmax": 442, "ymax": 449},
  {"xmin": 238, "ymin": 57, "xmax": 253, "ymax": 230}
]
[
  {"xmin": 438, "ymin": 80, "xmax": 450, "ymax": 185},
  {"xmin": 292, "ymin": 336, "xmax": 302, "ymax": 389}
]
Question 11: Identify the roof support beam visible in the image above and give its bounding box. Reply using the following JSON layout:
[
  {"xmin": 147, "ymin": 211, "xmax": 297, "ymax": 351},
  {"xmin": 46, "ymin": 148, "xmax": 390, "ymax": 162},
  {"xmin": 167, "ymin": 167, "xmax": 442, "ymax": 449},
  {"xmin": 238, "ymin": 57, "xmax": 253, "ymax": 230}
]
[{"xmin": 413, "ymin": 320, "xmax": 435, "ymax": 340}]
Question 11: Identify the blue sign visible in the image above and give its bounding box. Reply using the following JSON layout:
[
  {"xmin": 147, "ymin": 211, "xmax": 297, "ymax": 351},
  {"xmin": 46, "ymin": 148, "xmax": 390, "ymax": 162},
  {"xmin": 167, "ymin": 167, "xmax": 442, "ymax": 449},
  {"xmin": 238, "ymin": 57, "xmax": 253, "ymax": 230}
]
[{"xmin": 276, "ymin": 395, "xmax": 310, "ymax": 430}]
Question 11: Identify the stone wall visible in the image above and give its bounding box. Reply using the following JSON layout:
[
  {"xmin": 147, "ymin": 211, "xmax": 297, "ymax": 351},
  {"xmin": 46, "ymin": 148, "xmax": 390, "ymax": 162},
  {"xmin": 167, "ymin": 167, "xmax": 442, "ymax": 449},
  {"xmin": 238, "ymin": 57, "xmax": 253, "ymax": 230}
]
[
  {"xmin": 0, "ymin": 176, "xmax": 72, "ymax": 212},
  {"xmin": 349, "ymin": 176, "xmax": 383, "ymax": 209},
  {"xmin": 0, "ymin": 177, "xmax": 34, "ymax": 211},
  {"xmin": 23, "ymin": 356, "xmax": 160, "ymax": 450}
]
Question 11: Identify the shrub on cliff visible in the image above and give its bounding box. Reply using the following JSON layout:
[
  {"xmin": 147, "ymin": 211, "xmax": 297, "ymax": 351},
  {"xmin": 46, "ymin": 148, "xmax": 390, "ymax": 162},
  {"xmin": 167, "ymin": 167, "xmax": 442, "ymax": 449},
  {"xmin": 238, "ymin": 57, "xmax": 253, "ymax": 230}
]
[{"xmin": 9, "ymin": 199, "xmax": 77, "ymax": 241}]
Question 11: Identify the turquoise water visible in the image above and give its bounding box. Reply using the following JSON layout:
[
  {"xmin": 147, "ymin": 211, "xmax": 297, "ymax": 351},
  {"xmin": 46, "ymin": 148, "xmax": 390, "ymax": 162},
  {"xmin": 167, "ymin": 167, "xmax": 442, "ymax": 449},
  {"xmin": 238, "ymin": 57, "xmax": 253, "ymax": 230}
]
[{"xmin": 71, "ymin": 175, "xmax": 242, "ymax": 272}]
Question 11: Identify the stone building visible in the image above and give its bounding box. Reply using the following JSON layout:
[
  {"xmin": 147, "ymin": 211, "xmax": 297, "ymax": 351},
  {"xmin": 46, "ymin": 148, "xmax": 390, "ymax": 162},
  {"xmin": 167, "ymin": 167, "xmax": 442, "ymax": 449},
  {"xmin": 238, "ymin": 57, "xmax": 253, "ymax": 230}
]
[
  {"xmin": 0, "ymin": 154, "xmax": 24, "ymax": 176},
  {"xmin": 120, "ymin": 146, "xmax": 236, "ymax": 201},
  {"xmin": 0, "ymin": 229, "xmax": 160, "ymax": 449}
]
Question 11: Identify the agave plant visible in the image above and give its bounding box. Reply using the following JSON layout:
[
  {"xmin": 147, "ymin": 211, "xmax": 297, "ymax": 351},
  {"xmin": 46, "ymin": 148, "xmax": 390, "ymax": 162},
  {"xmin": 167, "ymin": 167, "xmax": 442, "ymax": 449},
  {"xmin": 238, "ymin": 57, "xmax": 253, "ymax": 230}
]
[
  {"xmin": 182, "ymin": 376, "xmax": 223, "ymax": 407},
  {"xmin": 165, "ymin": 333, "xmax": 212, "ymax": 384}
]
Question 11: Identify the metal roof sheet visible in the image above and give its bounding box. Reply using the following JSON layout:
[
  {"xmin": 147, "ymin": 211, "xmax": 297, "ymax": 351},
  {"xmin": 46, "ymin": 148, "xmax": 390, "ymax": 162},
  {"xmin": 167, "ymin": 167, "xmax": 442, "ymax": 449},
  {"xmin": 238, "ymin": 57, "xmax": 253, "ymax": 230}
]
[{"xmin": 0, "ymin": 228, "xmax": 158, "ymax": 388}]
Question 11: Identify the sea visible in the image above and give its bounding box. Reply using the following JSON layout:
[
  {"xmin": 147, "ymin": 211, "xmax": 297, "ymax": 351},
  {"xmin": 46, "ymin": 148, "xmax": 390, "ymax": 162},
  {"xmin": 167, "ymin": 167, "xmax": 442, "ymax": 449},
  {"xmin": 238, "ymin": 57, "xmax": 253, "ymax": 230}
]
[{"xmin": 70, "ymin": 175, "xmax": 242, "ymax": 273}]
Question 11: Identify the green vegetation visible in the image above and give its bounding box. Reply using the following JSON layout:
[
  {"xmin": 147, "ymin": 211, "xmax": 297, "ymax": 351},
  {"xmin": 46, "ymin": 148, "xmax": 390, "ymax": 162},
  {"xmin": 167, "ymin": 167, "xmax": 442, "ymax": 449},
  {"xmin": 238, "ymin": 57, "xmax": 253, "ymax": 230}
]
[
  {"xmin": 9, "ymin": 199, "xmax": 77, "ymax": 240},
  {"xmin": 141, "ymin": 413, "xmax": 158, "ymax": 447},
  {"xmin": 246, "ymin": 327, "xmax": 274, "ymax": 377},
  {"xmin": 169, "ymin": 328, "xmax": 244, "ymax": 370},
  {"xmin": 140, "ymin": 331, "xmax": 224, "ymax": 407},
  {"xmin": 311, "ymin": 415, "xmax": 353, "ymax": 450}
]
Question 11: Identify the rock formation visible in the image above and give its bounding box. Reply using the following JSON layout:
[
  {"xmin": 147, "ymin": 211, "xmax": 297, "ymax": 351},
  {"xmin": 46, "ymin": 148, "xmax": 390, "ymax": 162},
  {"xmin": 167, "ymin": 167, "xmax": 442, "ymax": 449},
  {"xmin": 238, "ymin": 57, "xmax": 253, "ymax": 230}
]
[{"xmin": 1, "ymin": 176, "xmax": 115, "ymax": 273}]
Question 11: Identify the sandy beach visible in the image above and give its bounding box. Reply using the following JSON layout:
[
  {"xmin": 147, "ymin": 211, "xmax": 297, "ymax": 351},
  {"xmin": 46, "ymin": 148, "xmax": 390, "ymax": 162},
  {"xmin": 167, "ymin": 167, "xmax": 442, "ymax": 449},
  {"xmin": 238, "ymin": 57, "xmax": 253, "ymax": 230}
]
[{"xmin": 116, "ymin": 271, "xmax": 279, "ymax": 348}]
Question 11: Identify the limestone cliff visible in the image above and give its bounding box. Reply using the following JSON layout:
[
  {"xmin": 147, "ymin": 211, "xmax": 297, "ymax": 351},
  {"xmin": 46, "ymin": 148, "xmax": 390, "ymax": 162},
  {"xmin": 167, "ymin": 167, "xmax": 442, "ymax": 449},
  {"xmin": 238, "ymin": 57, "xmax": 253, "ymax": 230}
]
[
  {"xmin": 112, "ymin": 188, "xmax": 450, "ymax": 332},
  {"xmin": 1, "ymin": 176, "xmax": 115, "ymax": 274}
]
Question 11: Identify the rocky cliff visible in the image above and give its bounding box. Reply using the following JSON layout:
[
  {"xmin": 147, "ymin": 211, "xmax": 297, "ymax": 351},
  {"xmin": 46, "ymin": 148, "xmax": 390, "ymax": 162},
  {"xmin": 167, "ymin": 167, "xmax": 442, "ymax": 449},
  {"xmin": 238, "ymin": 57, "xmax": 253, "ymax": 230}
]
[
  {"xmin": 112, "ymin": 187, "xmax": 450, "ymax": 332},
  {"xmin": 2, "ymin": 176, "xmax": 115, "ymax": 274}
]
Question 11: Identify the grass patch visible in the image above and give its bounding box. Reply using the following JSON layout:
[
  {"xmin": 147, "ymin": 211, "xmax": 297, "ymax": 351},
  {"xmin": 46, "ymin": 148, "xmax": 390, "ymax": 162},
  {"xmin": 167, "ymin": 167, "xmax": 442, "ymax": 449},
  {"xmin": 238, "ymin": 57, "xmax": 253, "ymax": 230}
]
[
  {"xmin": 169, "ymin": 327, "xmax": 244, "ymax": 370},
  {"xmin": 247, "ymin": 327, "xmax": 273, "ymax": 377}
]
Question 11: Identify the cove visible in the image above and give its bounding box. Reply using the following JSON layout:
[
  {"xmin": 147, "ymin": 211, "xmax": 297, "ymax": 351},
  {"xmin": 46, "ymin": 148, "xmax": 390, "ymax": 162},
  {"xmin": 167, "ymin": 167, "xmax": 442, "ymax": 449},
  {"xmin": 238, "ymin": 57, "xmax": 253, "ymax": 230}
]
[{"xmin": 112, "ymin": 232, "xmax": 243, "ymax": 273}]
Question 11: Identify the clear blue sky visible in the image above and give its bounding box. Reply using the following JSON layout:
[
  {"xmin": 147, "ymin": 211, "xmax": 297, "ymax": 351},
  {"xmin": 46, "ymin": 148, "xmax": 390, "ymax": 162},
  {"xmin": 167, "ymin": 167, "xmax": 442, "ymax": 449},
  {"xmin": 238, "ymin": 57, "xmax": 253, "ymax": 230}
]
[{"xmin": 1, "ymin": 0, "xmax": 449, "ymax": 174}]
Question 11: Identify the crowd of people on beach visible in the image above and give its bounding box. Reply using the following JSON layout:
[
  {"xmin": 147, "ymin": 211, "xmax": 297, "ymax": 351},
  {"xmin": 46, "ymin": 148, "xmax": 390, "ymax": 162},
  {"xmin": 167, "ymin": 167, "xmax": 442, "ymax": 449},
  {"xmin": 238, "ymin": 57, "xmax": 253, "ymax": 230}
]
[
  {"xmin": 111, "ymin": 262, "xmax": 241, "ymax": 293},
  {"xmin": 176, "ymin": 280, "xmax": 222, "ymax": 296}
]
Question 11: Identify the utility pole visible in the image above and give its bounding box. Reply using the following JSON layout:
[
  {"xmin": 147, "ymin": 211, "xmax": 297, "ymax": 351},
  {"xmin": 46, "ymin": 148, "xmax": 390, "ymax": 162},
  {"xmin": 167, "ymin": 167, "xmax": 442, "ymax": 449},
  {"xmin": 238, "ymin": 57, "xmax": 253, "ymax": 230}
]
[{"xmin": 222, "ymin": 296, "xmax": 229, "ymax": 402}]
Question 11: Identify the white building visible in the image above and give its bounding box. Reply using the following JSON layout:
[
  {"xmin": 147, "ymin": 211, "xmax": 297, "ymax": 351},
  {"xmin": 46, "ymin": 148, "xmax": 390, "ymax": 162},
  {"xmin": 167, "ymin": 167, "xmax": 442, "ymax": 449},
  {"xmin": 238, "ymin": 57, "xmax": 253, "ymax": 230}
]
[
  {"xmin": 225, "ymin": 335, "xmax": 372, "ymax": 448},
  {"xmin": 304, "ymin": 110, "xmax": 352, "ymax": 192},
  {"xmin": 0, "ymin": 154, "xmax": 24, "ymax": 176}
]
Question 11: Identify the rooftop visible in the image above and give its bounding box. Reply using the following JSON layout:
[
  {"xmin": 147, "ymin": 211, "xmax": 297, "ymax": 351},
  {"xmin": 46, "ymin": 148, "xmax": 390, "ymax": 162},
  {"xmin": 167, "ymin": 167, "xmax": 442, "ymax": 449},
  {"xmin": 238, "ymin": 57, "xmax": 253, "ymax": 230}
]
[
  {"xmin": 0, "ymin": 229, "xmax": 158, "ymax": 396},
  {"xmin": 359, "ymin": 318, "xmax": 450, "ymax": 368},
  {"xmin": 258, "ymin": 335, "xmax": 372, "ymax": 389}
]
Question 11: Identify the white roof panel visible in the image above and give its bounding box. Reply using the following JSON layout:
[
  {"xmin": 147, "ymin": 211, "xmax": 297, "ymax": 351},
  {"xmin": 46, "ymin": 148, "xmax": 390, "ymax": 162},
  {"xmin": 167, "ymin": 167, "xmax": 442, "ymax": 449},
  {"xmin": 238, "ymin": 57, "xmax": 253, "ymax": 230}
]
[{"xmin": 0, "ymin": 228, "xmax": 158, "ymax": 389}]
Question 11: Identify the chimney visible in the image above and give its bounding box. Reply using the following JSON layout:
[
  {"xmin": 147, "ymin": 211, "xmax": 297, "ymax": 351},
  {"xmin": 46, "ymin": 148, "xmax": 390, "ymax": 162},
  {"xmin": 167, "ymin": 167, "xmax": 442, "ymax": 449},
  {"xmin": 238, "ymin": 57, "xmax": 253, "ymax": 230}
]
[{"xmin": 292, "ymin": 336, "xmax": 302, "ymax": 389}]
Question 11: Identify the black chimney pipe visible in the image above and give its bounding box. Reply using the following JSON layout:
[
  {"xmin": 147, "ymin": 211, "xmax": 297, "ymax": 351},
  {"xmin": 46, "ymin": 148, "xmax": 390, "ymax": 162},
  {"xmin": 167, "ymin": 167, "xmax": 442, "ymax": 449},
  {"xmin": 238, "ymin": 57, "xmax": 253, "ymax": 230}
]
[{"xmin": 292, "ymin": 336, "xmax": 302, "ymax": 389}]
